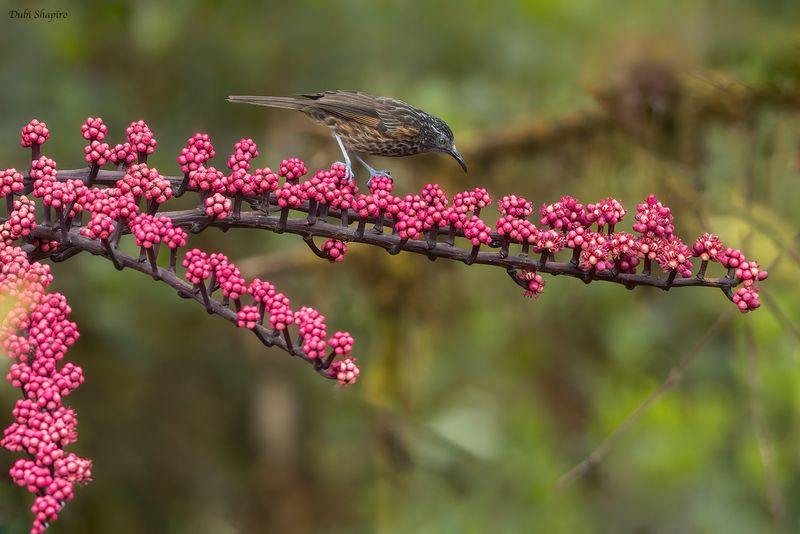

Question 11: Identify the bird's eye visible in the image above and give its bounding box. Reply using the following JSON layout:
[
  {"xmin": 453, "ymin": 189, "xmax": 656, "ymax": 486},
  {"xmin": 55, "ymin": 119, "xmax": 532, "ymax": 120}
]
[{"xmin": 437, "ymin": 137, "xmax": 446, "ymax": 145}]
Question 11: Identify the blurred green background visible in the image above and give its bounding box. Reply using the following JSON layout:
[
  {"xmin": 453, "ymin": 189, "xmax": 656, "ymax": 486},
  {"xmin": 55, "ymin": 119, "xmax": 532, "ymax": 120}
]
[{"xmin": 1, "ymin": 1, "xmax": 800, "ymax": 532}]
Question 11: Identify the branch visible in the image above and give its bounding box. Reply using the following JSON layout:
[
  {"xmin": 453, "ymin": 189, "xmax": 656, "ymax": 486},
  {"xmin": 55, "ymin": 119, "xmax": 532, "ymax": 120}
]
[
  {"xmin": 26, "ymin": 224, "xmax": 334, "ymax": 381},
  {"xmin": 27, "ymin": 167, "xmax": 741, "ymax": 295}
]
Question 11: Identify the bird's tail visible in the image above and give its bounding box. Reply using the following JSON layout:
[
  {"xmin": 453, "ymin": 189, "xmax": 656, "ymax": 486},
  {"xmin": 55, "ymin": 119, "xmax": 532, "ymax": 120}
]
[{"xmin": 226, "ymin": 95, "xmax": 306, "ymax": 110}]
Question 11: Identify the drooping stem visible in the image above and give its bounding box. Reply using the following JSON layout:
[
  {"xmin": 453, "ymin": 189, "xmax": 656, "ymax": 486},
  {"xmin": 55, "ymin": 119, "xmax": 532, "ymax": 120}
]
[
  {"xmin": 465, "ymin": 244, "xmax": 480, "ymax": 265},
  {"xmin": 101, "ymin": 239, "xmax": 123, "ymax": 270}
]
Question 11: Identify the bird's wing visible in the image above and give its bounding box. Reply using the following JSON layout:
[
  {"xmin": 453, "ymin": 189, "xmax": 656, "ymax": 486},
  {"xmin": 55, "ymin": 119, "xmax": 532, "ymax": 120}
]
[{"xmin": 299, "ymin": 91, "xmax": 421, "ymax": 137}]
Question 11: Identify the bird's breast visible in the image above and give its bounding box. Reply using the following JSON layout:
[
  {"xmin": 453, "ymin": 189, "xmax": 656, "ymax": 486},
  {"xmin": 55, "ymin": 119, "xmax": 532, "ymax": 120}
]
[
  {"xmin": 338, "ymin": 123, "xmax": 424, "ymax": 157},
  {"xmin": 304, "ymin": 109, "xmax": 425, "ymax": 156}
]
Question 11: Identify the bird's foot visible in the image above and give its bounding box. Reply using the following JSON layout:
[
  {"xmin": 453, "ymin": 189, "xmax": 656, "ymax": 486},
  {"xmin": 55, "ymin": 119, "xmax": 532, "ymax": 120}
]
[
  {"xmin": 334, "ymin": 161, "xmax": 357, "ymax": 185},
  {"xmin": 367, "ymin": 170, "xmax": 392, "ymax": 188}
]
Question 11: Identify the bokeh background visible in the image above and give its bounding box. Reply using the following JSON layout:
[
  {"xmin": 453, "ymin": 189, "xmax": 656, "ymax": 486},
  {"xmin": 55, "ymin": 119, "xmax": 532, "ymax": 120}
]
[{"xmin": 1, "ymin": 1, "xmax": 800, "ymax": 532}]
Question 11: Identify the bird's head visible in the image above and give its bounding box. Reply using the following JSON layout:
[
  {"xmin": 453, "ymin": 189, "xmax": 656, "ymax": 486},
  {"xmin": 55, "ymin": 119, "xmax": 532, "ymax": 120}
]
[{"xmin": 424, "ymin": 117, "xmax": 467, "ymax": 173}]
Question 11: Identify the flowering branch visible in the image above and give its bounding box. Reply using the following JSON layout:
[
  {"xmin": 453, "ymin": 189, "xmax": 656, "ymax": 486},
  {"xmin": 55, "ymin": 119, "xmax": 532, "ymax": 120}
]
[
  {"xmin": 20, "ymin": 166, "xmax": 760, "ymax": 299},
  {"xmin": 1, "ymin": 116, "xmax": 770, "ymax": 532}
]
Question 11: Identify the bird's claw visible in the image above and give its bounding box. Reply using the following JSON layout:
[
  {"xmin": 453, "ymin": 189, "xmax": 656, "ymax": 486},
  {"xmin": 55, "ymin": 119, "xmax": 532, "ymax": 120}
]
[{"xmin": 334, "ymin": 161, "xmax": 357, "ymax": 185}]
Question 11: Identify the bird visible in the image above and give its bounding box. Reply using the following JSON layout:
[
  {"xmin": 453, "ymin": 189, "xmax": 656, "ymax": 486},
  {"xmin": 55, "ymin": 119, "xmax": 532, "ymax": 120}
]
[{"xmin": 227, "ymin": 91, "xmax": 467, "ymax": 184}]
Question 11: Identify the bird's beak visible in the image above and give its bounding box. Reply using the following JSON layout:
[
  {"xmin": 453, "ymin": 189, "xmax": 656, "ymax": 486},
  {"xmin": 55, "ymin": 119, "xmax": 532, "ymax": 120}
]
[{"xmin": 449, "ymin": 146, "xmax": 468, "ymax": 173}]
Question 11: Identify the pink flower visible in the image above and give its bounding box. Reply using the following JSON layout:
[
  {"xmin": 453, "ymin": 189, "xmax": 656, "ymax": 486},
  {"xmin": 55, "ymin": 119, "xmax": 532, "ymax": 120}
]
[
  {"xmin": 126, "ymin": 120, "xmax": 157, "ymax": 156},
  {"xmin": 225, "ymin": 168, "xmax": 256, "ymax": 196},
  {"xmin": 237, "ymin": 305, "xmax": 261, "ymax": 329},
  {"xmin": 322, "ymin": 239, "xmax": 347, "ymax": 262},
  {"xmin": 539, "ymin": 195, "xmax": 585, "ymax": 231},
  {"xmin": 735, "ymin": 260, "xmax": 768, "ymax": 286},
  {"xmin": 129, "ymin": 213, "xmax": 164, "ymax": 248},
  {"xmin": 215, "ymin": 261, "xmax": 247, "ymax": 300},
  {"xmin": 227, "ymin": 138, "xmax": 259, "ymax": 171},
  {"xmin": 83, "ymin": 140, "xmax": 111, "ymax": 166},
  {"xmin": 178, "ymin": 133, "xmax": 215, "ymax": 174},
  {"xmin": 452, "ymin": 187, "xmax": 492, "ymax": 215},
  {"xmin": 109, "ymin": 143, "xmax": 136, "ymax": 166},
  {"xmin": 1, "ymin": 197, "xmax": 37, "ymax": 242},
  {"xmin": 30, "ymin": 157, "xmax": 57, "ymax": 190},
  {"xmin": 253, "ymin": 168, "xmax": 280, "ymax": 195},
  {"xmin": 394, "ymin": 213, "xmax": 424, "ymax": 240},
  {"xmin": 53, "ymin": 452, "xmax": 92, "ymax": 484},
  {"xmin": 329, "ymin": 358, "xmax": 360, "ymax": 385},
  {"xmin": 632, "ymin": 195, "xmax": 674, "ymax": 237},
  {"xmin": 0, "ymin": 169, "xmax": 25, "ymax": 197},
  {"xmin": 278, "ymin": 157, "xmax": 307, "ymax": 182},
  {"xmin": 20, "ymin": 119, "xmax": 49, "ymax": 147},
  {"xmin": 275, "ymin": 182, "xmax": 305, "ymax": 208},
  {"xmin": 295, "ymin": 306, "xmax": 327, "ymax": 359},
  {"xmin": 535, "ymin": 229, "xmax": 566, "ymax": 253},
  {"xmin": 144, "ymin": 172, "xmax": 174, "ymax": 205},
  {"xmin": 580, "ymin": 231, "xmax": 612, "ymax": 271},
  {"xmin": 585, "ymin": 197, "xmax": 626, "ymax": 229},
  {"xmin": 80, "ymin": 213, "xmax": 115, "ymax": 240},
  {"xmin": 498, "ymin": 194, "xmax": 533, "ymax": 218},
  {"xmin": 692, "ymin": 233, "xmax": 724, "ymax": 262},
  {"xmin": 421, "ymin": 183, "xmax": 448, "ymax": 206},
  {"xmin": 655, "ymin": 235, "xmax": 693, "ymax": 277},
  {"xmin": 328, "ymin": 331, "xmax": 354, "ymax": 357},
  {"xmin": 268, "ymin": 293, "xmax": 292, "ymax": 331},
  {"xmin": 204, "ymin": 193, "xmax": 232, "ymax": 219},
  {"xmin": 248, "ymin": 278, "xmax": 277, "ymax": 306},
  {"xmin": 732, "ymin": 286, "xmax": 760, "ymax": 313},
  {"xmin": 463, "ymin": 215, "xmax": 493, "ymax": 246},
  {"xmin": 368, "ymin": 175, "xmax": 394, "ymax": 195},
  {"xmin": 183, "ymin": 248, "xmax": 212, "ymax": 285},
  {"xmin": 520, "ymin": 271, "xmax": 545, "ymax": 298},
  {"xmin": 717, "ymin": 247, "xmax": 745, "ymax": 269},
  {"xmin": 190, "ymin": 166, "xmax": 227, "ymax": 194},
  {"xmin": 80, "ymin": 117, "xmax": 107, "ymax": 141}
]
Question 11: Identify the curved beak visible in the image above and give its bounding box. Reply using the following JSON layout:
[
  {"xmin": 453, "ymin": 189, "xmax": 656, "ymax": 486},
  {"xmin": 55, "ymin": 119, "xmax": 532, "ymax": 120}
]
[{"xmin": 449, "ymin": 146, "xmax": 468, "ymax": 173}]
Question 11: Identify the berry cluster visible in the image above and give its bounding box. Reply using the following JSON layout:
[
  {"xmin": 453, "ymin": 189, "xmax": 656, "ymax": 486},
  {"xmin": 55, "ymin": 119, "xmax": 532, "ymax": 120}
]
[
  {"xmin": 0, "ymin": 239, "xmax": 90, "ymax": 534},
  {"xmin": 3, "ymin": 117, "xmax": 371, "ymax": 530}
]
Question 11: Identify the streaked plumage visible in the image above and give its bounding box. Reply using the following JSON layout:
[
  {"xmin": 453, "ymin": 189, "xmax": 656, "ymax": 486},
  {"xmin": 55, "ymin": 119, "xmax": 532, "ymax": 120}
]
[{"xmin": 227, "ymin": 91, "xmax": 467, "ymax": 176}]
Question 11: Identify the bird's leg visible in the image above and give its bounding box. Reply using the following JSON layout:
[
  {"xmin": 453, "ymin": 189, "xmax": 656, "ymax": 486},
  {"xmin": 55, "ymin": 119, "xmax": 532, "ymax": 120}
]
[
  {"xmin": 334, "ymin": 134, "xmax": 355, "ymax": 183},
  {"xmin": 354, "ymin": 155, "xmax": 392, "ymax": 188}
]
